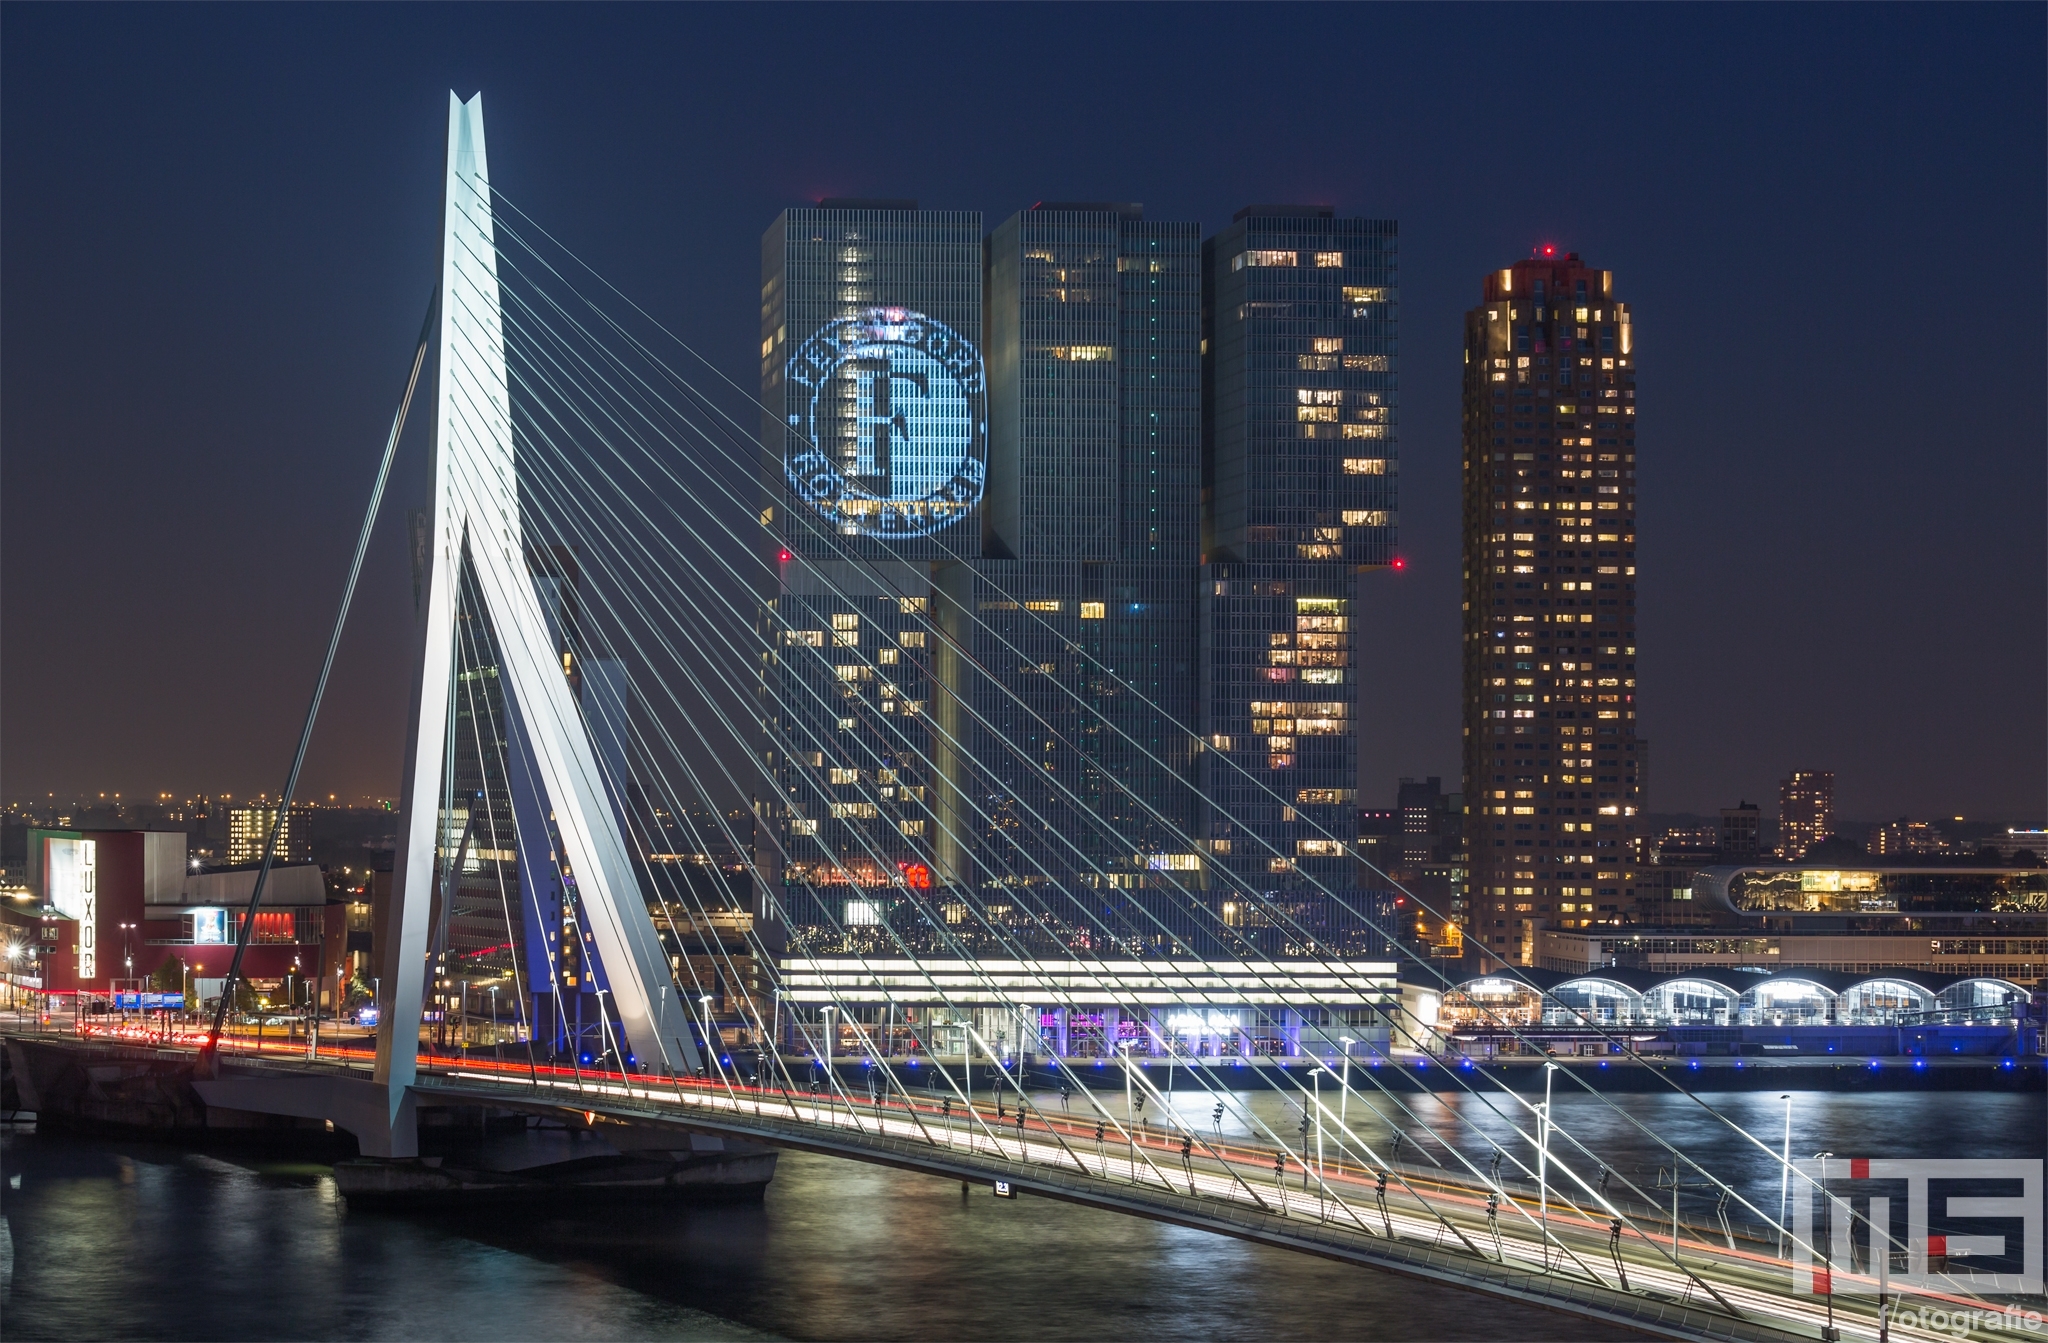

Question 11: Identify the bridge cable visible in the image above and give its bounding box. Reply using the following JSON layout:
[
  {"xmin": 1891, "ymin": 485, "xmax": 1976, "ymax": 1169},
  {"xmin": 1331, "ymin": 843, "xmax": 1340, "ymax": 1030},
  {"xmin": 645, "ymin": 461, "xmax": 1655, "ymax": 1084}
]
[{"xmin": 204, "ymin": 288, "xmax": 438, "ymax": 1061}]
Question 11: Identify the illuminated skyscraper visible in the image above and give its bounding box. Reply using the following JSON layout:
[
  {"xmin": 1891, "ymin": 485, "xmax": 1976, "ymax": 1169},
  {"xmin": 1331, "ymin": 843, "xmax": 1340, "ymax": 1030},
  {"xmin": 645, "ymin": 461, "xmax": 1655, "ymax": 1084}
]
[
  {"xmin": 756, "ymin": 200, "xmax": 1396, "ymax": 961},
  {"xmin": 953, "ymin": 204, "xmax": 1202, "ymax": 945},
  {"xmin": 1461, "ymin": 251, "xmax": 1641, "ymax": 965},
  {"xmin": 1200, "ymin": 208, "xmax": 1398, "ymax": 914},
  {"xmin": 757, "ymin": 203, "xmax": 976, "ymax": 949},
  {"xmin": 1778, "ymin": 770, "xmax": 1834, "ymax": 860}
]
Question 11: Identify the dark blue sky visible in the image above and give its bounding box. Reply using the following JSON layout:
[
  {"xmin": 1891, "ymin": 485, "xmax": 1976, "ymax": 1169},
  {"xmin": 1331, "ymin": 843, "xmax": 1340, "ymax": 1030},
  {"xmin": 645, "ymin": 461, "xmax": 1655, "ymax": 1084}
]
[{"xmin": 4, "ymin": 4, "xmax": 2042, "ymax": 825}]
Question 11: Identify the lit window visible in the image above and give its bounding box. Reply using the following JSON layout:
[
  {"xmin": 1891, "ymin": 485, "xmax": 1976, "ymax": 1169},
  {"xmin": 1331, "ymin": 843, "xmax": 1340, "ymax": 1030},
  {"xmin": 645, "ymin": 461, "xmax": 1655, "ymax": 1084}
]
[
  {"xmin": 828, "ymin": 768, "xmax": 859, "ymax": 785},
  {"xmin": 828, "ymin": 802, "xmax": 879, "ymax": 819},
  {"xmin": 1342, "ymin": 286, "xmax": 1387, "ymax": 303},
  {"xmin": 898, "ymin": 631, "xmax": 926, "ymax": 648},
  {"xmin": 1342, "ymin": 457, "xmax": 1387, "ymax": 474},
  {"xmin": 831, "ymin": 613, "xmax": 859, "ymax": 629},
  {"xmin": 1343, "ymin": 510, "xmax": 1390, "ymax": 526},
  {"xmin": 1341, "ymin": 424, "xmax": 1386, "ymax": 439},
  {"xmin": 899, "ymin": 819, "xmax": 926, "ymax": 837},
  {"xmin": 1298, "ymin": 389, "xmax": 1343, "ymax": 405},
  {"xmin": 1297, "ymin": 406, "xmax": 1339, "ymax": 422},
  {"xmin": 1242, "ymin": 249, "xmax": 1298, "ymax": 267},
  {"xmin": 1344, "ymin": 354, "xmax": 1390, "ymax": 371},
  {"xmin": 877, "ymin": 648, "xmax": 900, "ymax": 665},
  {"xmin": 1311, "ymin": 337, "xmax": 1342, "ymax": 353},
  {"xmin": 1313, "ymin": 251, "xmax": 1343, "ymax": 267},
  {"xmin": 792, "ymin": 819, "xmax": 819, "ymax": 836},
  {"xmin": 897, "ymin": 597, "xmax": 928, "ymax": 614},
  {"xmin": 1024, "ymin": 600, "xmax": 1060, "ymax": 612},
  {"xmin": 1296, "ymin": 839, "xmax": 1344, "ymax": 857},
  {"xmin": 1079, "ymin": 601, "xmax": 1106, "ymax": 620}
]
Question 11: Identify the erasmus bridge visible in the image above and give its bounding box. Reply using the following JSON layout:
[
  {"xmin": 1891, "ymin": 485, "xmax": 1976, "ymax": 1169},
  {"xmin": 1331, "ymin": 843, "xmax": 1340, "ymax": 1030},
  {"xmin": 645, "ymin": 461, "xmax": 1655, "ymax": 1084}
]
[{"xmin": 139, "ymin": 94, "xmax": 2031, "ymax": 1343}]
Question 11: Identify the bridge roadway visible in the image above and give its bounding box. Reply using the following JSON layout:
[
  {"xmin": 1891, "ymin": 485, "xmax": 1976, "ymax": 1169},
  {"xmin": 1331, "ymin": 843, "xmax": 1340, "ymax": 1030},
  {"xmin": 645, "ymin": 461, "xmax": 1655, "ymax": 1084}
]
[{"xmin": 117, "ymin": 1032, "xmax": 1992, "ymax": 1343}]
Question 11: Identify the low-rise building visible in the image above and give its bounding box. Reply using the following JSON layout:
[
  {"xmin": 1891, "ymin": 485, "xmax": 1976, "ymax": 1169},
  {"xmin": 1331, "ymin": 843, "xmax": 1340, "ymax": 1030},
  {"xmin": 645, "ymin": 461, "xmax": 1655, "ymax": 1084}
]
[
  {"xmin": 776, "ymin": 955, "xmax": 1397, "ymax": 1060},
  {"xmin": 1535, "ymin": 863, "xmax": 2048, "ymax": 982}
]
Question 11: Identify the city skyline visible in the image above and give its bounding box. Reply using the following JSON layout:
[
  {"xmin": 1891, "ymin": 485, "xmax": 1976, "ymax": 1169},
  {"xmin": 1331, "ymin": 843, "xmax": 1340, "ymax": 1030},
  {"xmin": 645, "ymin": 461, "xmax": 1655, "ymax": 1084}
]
[{"xmin": 4, "ymin": 6, "xmax": 2042, "ymax": 825}]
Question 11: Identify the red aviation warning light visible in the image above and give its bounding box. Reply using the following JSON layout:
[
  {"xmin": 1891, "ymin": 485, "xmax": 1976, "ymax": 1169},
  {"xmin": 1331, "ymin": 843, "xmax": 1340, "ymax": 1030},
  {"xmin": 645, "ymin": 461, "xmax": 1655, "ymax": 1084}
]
[
  {"xmin": 1391, "ymin": 556, "xmax": 1407, "ymax": 571},
  {"xmin": 1539, "ymin": 243, "xmax": 1557, "ymax": 258},
  {"xmin": 778, "ymin": 549, "xmax": 792, "ymax": 563}
]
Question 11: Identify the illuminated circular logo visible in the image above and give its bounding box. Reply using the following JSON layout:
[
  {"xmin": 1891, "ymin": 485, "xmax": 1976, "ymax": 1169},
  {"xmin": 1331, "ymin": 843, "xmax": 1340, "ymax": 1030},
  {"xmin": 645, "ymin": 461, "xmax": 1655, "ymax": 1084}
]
[{"xmin": 784, "ymin": 307, "xmax": 986, "ymax": 540}]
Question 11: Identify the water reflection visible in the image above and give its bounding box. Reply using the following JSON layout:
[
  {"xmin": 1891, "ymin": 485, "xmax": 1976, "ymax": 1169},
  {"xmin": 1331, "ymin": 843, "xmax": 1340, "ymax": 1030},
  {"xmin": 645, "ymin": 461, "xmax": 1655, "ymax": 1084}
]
[{"xmin": 3, "ymin": 1125, "xmax": 1643, "ymax": 1342}]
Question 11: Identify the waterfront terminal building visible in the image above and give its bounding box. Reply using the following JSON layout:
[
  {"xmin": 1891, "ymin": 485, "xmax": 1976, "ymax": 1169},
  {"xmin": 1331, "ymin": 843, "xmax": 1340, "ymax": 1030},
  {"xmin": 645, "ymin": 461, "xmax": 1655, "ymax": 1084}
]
[{"xmin": 1532, "ymin": 865, "xmax": 2048, "ymax": 983}]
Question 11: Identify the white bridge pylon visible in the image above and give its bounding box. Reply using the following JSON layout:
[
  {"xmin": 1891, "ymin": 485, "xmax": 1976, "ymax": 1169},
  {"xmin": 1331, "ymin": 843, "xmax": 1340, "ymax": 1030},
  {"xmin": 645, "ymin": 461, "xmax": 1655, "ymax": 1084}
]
[{"xmin": 372, "ymin": 92, "xmax": 699, "ymax": 1151}]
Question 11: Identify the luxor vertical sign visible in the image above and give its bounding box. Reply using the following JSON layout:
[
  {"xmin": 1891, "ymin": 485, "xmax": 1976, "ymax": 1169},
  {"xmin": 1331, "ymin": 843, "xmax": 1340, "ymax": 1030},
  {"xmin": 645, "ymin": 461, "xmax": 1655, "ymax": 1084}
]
[{"xmin": 46, "ymin": 837, "xmax": 97, "ymax": 982}]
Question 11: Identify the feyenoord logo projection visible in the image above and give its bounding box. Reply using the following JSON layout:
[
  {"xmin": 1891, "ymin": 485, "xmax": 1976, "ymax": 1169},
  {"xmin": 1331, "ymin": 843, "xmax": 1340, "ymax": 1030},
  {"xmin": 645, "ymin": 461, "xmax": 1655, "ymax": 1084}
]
[{"xmin": 785, "ymin": 307, "xmax": 986, "ymax": 540}]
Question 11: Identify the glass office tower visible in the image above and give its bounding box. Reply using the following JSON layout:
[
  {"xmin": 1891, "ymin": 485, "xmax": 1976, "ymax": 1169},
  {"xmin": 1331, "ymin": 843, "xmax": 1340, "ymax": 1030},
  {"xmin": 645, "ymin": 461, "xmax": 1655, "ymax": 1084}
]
[
  {"xmin": 1200, "ymin": 208, "xmax": 1398, "ymax": 949},
  {"xmin": 757, "ymin": 204, "xmax": 982, "ymax": 952},
  {"xmin": 952, "ymin": 204, "xmax": 1204, "ymax": 953},
  {"xmin": 1460, "ymin": 251, "xmax": 1641, "ymax": 966}
]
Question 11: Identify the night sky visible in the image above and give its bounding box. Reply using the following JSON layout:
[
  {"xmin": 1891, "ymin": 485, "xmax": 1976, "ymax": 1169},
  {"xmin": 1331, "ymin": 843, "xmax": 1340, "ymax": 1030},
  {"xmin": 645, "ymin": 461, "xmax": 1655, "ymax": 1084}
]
[{"xmin": 4, "ymin": 5, "xmax": 2042, "ymax": 825}]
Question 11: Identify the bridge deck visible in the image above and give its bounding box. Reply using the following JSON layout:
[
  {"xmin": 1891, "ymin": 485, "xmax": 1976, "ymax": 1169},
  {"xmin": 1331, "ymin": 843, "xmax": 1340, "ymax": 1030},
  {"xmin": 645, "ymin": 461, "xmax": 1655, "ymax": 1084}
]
[{"xmin": 10, "ymin": 1028, "xmax": 1983, "ymax": 1342}]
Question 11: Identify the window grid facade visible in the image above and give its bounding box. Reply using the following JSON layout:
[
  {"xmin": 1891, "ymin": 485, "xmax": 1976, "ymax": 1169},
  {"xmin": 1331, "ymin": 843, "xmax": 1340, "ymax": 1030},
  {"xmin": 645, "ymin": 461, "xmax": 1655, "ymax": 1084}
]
[
  {"xmin": 1201, "ymin": 210, "xmax": 1397, "ymax": 902},
  {"xmin": 755, "ymin": 203, "xmax": 1398, "ymax": 963},
  {"xmin": 762, "ymin": 207, "xmax": 984, "ymax": 562},
  {"xmin": 1460, "ymin": 253, "xmax": 1642, "ymax": 964}
]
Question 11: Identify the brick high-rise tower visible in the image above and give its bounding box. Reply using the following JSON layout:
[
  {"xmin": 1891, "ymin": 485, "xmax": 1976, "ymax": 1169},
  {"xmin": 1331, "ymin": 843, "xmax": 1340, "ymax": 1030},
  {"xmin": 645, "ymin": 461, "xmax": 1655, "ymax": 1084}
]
[{"xmin": 1460, "ymin": 250, "xmax": 1640, "ymax": 966}]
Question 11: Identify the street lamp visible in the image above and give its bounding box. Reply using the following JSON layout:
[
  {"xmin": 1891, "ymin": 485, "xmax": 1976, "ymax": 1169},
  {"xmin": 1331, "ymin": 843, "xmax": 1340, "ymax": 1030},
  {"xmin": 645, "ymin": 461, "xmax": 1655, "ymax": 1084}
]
[
  {"xmin": 1538, "ymin": 1061, "xmax": 1557, "ymax": 1271},
  {"xmin": 1814, "ymin": 1151, "xmax": 1838, "ymax": 1342},
  {"xmin": 594, "ymin": 987, "xmax": 618, "ymax": 1076},
  {"xmin": 1313, "ymin": 1067, "xmax": 1326, "ymax": 1210},
  {"xmin": 1337, "ymin": 1035, "xmax": 1354, "ymax": 1128},
  {"xmin": 489, "ymin": 985, "xmax": 501, "ymax": 1070},
  {"xmin": 1119, "ymin": 1039, "xmax": 1136, "ymax": 1181},
  {"xmin": 1777, "ymin": 1094, "xmax": 1794, "ymax": 1259},
  {"xmin": 699, "ymin": 993, "xmax": 717, "ymax": 1081}
]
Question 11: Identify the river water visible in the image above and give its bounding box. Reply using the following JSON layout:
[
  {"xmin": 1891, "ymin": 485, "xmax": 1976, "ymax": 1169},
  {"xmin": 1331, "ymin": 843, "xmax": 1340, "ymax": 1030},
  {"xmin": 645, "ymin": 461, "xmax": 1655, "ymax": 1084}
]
[{"xmin": 2, "ymin": 1089, "xmax": 2039, "ymax": 1341}]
